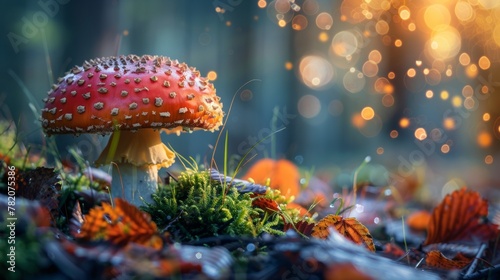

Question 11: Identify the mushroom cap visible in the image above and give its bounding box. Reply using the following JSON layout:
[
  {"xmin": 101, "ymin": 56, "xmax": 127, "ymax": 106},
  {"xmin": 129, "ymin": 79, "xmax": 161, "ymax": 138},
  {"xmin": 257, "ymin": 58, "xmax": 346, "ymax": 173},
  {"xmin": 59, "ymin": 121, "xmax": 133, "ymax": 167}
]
[{"xmin": 41, "ymin": 55, "xmax": 223, "ymax": 135}]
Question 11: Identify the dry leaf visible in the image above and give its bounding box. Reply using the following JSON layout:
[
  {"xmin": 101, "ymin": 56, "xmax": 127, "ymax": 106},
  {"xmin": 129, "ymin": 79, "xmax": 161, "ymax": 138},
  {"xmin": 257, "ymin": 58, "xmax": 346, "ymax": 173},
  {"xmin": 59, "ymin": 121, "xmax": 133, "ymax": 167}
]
[
  {"xmin": 424, "ymin": 188, "xmax": 498, "ymax": 245},
  {"xmin": 425, "ymin": 250, "xmax": 472, "ymax": 270},
  {"xmin": 312, "ymin": 214, "xmax": 375, "ymax": 251},
  {"xmin": 79, "ymin": 198, "xmax": 162, "ymax": 249},
  {"xmin": 283, "ymin": 220, "xmax": 315, "ymax": 236},
  {"xmin": 252, "ymin": 197, "xmax": 280, "ymax": 213}
]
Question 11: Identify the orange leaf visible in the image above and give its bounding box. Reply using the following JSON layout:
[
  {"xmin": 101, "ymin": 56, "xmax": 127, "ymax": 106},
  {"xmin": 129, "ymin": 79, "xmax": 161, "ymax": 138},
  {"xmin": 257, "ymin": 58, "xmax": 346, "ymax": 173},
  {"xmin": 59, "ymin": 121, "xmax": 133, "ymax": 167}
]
[
  {"xmin": 243, "ymin": 159, "xmax": 300, "ymax": 199},
  {"xmin": 424, "ymin": 188, "xmax": 499, "ymax": 245},
  {"xmin": 425, "ymin": 250, "xmax": 472, "ymax": 270},
  {"xmin": 252, "ymin": 197, "xmax": 280, "ymax": 213},
  {"xmin": 312, "ymin": 214, "xmax": 375, "ymax": 251},
  {"xmin": 79, "ymin": 198, "xmax": 162, "ymax": 249},
  {"xmin": 407, "ymin": 210, "xmax": 431, "ymax": 231}
]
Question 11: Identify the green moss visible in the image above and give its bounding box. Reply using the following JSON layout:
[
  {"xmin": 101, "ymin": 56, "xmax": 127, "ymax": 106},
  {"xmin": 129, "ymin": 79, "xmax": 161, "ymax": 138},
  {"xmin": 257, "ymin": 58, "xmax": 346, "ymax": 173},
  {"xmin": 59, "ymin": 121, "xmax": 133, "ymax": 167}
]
[{"xmin": 142, "ymin": 169, "xmax": 285, "ymax": 241}]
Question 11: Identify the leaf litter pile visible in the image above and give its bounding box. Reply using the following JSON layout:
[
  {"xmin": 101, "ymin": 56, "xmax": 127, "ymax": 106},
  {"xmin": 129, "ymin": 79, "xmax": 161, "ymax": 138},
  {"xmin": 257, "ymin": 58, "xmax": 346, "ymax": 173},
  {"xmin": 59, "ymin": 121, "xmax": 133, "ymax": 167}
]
[{"xmin": 1, "ymin": 143, "xmax": 500, "ymax": 279}]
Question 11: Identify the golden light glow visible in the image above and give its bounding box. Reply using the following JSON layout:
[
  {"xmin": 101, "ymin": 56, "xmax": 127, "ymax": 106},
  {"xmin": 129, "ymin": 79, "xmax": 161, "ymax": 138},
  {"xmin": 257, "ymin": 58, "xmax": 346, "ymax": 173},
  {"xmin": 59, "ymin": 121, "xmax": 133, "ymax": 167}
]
[
  {"xmin": 278, "ymin": 19, "xmax": 287, "ymax": 27},
  {"xmin": 361, "ymin": 106, "xmax": 375, "ymax": 120},
  {"xmin": 123, "ymin": 29, "xmax": 129, "ymax": 36},
  {"xmin": 427, "ymin": 27, "xmax": 461, "ymax": 60},
  {"xmin": 452, "ymin": 96, "xmax": 462, "ymax": 107},
  {"xmin": 318, "ymin": 32, "xmax": 329, "ymax": 42},
  {"xmin": 455, "ymin": 1, "xmax": 474, "ymax": 22},
  {"xmin": 414, "ymin": 127, "xmax": 427, "ymax": 141},
  {"xmin": 331, "ymin": 31, "xmax": 358, "ymax": 57},
  {"xmin": 424, "ymin": 4, "xmax": 451, "ymax": 31},
  {"xmin": 399, "ymin": 117, "xmax": 410, "ymax": 128},
  {"xmin": 440, "ymin": 90, "xmax": 449, "ymax": 100},
  {"xmin": 408, "ymin": 22, "xmax": 416, "ymax": 31},
  {"xmin": 374, "ymin": 77, "xmax": 393, "ymax": 94},
  {"xmin": 394, "ymin": 39, "xmax": 403, "ymax": 47},
  {"xmin": 285, "ymin": 61, "xmax": 293, "ymax": 70},
  {"xmin": 485, "ymin": 155, "xmax": 494, "ymax": 165},
  {"xmin": 459, "ymin": 53, "xmax": 471, "ymax": 66},
  {"xmin": 426, "ymin": 90, "xmax": 434, "ymax": 98},
  {"xmin": 299, "ymin": 55, "xmax": 334, "ymax": 89},
  {"xmin": 376, "ymin": 147, "xmax": 384, "ymax": 155},
  {"xmin": 441, "ymin": 144, "xmax": 450, "ymax": 153},
  {"xmin": 258, "ymin": 0, "xmax": 267, "ymax": 8},
  {"xmin": 483, "ymin": 113, "xmax": 491, "ymax": 122},
  {"xmin": 375, "ymin": 20, "xmax": 389, "ymax": 35},
  {"xmin": 465, "ymin": 64, "xmax": 478, "ymax": 78},
  {"xmin": 226, "ymin": 21, "xmax": 232, "ymax": 26},
  {"xmin": 387, "ymin": 72, "xmax": 395, "ymax": 79},
  {"xmin": 478, "ymin": 56, "xmax": 491, "ymax": 70},
  {"xmin": 407, "ymin": 68, "xmax": 416, "ymax": 77},
  {"xmin": 477, "ymin": 131, "xmax": 493, "ymax": 148},
  {"xmin": 352, "ymin": 113, "xmax": 366, "ymax": 128},
  {"xmin": 399, "ymin": 5, "xmax": 411, "ymax": 20},
  {"xmin": 207, "ymin": 71, "xmax": 217, "ymax": 81},
  {"xmin": 443, "ymin": 117, "xmax": 456, "ymax": 130}
]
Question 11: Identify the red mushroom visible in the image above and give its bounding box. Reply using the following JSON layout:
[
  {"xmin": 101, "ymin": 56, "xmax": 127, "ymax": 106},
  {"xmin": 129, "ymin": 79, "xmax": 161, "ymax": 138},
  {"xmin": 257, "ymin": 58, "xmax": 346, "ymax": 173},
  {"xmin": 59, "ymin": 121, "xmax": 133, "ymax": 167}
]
[{"xmin": 41, "ymin": 55, "xmax": 224, "ymax": 205}]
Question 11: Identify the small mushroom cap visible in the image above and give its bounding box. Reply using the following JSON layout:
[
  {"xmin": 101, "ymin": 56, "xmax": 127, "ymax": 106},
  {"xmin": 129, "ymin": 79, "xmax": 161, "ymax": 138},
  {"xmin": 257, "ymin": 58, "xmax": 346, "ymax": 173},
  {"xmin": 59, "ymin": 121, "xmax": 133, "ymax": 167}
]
[{"xmin": 41, "ymin": 55, "xmax": 223, "ymax": 135}]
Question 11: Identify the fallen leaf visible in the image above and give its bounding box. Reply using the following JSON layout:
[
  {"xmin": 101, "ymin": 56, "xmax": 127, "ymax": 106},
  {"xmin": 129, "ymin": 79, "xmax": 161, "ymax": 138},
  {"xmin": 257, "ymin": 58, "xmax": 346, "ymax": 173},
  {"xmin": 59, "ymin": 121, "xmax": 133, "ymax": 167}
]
[
  {"xmin": 283, "ymin": 220, "xmax": 315, "ymax": 236},
  {"xmin": 425, "ymin": 250, "xmax": 472, "ymax": 270},
  {"xmin": 424, "ymin": 188, "xmax": 498, "ymax": 245},
  {"xmin": 78, "ymin": 198, "xmax": 163, "ymax": 249},
  {"xmin": 407, "ymin": 210, "xmax": 431, "ymax": 231},
  {"xmin": 312, "ymin": 214, "xmax": 375, "ymax": 251},
  {"xmin": 252, "ymin": 197, "xmax": 280, "ymax": 213}
]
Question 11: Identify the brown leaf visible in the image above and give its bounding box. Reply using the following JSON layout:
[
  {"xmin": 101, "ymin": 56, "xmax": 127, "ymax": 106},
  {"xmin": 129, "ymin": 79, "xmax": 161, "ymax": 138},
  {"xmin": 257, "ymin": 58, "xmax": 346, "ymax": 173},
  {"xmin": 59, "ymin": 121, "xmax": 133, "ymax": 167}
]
[
  {"xmin": 424, "ymin": 188, "xmax": 499, "ymax": 245},
  {"xmin": 312, "ymin": 214, "xmax": 375, "ymax": 251},
  {"xmin": 283, "ymin": 219, "xmax": 315, "ymax": 236},
  {"xmin": 425, "ymin": 250, "xmax": 472, "ymax": 270},
  {"xmin": 78, "ymin": 198, "xmax": 163, "ymax": 249}
]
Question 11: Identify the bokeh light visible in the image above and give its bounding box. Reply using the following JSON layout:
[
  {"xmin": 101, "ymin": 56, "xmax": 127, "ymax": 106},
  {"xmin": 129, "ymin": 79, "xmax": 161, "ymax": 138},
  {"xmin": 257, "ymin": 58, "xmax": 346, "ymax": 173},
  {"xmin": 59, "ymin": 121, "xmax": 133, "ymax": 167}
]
[
  {"xmin": 299, "ymin": 55, "xmax": 334, "ymax": 89},
  {"xmin": 331, "ymin": 31, "xmax": 359, "ymax": 57},
  {"xmin": 298, "ymin": 95, "xmax": 321, "ymax": 118},
  {"xmin": 414, "ymin": 127, "xmax": 427, "ymax": 141}
]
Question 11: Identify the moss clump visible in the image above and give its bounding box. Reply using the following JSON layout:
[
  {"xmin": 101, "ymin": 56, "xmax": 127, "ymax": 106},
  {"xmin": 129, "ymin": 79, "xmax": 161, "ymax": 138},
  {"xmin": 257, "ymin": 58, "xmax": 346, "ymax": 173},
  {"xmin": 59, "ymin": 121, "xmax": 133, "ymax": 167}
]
[{"xmin": 142, "ymin": 169, "xmax": 284, "ymax": 241}]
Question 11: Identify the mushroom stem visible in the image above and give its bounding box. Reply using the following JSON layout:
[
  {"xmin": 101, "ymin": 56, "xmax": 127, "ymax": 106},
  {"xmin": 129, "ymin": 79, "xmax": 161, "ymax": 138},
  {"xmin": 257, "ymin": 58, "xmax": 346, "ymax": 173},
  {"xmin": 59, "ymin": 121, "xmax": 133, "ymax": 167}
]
[
  {"xmin": 110, "ymin": 163, "xmax": 158, "ymax": 205},
  {"xmin": 96, "ymin": 129, "xmax": 175, "ymax": 205}
]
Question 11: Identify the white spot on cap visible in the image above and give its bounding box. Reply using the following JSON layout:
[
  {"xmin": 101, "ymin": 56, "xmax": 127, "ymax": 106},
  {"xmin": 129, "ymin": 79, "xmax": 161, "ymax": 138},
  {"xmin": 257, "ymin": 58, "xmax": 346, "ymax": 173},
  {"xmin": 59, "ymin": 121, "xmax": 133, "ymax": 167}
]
[
  {"xmin": 179, "ymin": 107, "xmax": 188, "ymax": 114},
  {"xmin": 155, "ymin": 97, "xmax": 163, "ymax": 107},
  {"xmin": 129, "ymin": 102, "xmax": 138, "ymax": 110},
  {"xmin": 94, "ymin": 102, "xmax": 104, "ymax": 110},
  {"xmin": 169, "ymin": 92, "xmax": 177, "ymax": 98},
  {"xmin": 142, "ymin": 98, "xmax": 150, "ymax": 104},
  {"xmin": 111, "ymin": 108, "xmax": 119, "ymax": 116},
  {"xmin": 77, "ymin": 106, "xmax": 86, "ymax": 114},
  {"xmin": 64, "ymin": 113, "xmax": 73, "ymax": 120},
  {"xmin": 160, "ymin": 112, "xmax": 171, "ymax": 117},
  {"xmin": 60, "ymin": 97, "xmax": 67, "ymax": 104}
]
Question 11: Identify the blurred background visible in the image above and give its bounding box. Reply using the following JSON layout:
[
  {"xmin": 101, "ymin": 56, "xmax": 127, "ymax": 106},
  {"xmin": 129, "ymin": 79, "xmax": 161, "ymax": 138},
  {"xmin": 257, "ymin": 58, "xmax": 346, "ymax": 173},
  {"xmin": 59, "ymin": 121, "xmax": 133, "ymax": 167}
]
[{"xmin": 1, "ymin": 0, "xmax": 500, "ymax": 198}]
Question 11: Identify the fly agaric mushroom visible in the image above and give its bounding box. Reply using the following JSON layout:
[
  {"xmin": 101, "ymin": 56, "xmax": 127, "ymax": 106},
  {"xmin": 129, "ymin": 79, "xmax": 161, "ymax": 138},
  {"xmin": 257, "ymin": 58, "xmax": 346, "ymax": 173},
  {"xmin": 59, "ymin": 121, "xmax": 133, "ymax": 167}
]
[{"xmin": 41, "ymin": 55, "xmax": 224, "ymax": 205}]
